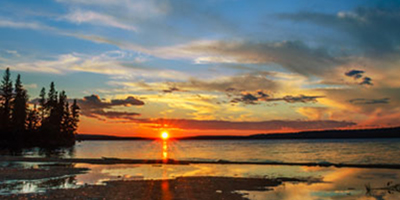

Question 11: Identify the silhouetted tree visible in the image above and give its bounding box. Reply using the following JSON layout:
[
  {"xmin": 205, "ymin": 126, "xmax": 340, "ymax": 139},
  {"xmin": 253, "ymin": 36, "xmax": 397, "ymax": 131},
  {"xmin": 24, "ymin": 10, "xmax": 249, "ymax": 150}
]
[
  {"xmin": 39, "ymin": 87, "xmax": 46, "ymax": 123},
  {"xmin": 54, "ymin": 90, "xmax": 67, "ymax": 132},
  {"xmin": 61, "ymin": 101, "xmax": 72, "ymax": 134},
  {"xmin": 42, "ymin": 82, "xmax": 59, "ymax": 133},
  {"xmin": 47, "ymin": 82, "xmax": 57, "ymax": 111},
  {"xmin": 0, "ymin": 68, "xmax": 13, "ymax": 130},
  {"xmin": 0, "ymin": 69, "xmax": 79, "ymax": 147},
  {"xmin": 11, "ymin": 74, "xmax": 28, "ymax": 131},
  {"xmin": 71, "ymin": 99, "xmax": 80, "ymax": 134}
]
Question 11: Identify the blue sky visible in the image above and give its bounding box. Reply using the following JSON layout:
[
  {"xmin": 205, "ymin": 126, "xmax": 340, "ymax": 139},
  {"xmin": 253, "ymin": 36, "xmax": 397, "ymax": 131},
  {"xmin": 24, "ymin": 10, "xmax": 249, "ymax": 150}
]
[{"xmin": 0, "ymin": 0, "xmax": 399, "ymax": 136}]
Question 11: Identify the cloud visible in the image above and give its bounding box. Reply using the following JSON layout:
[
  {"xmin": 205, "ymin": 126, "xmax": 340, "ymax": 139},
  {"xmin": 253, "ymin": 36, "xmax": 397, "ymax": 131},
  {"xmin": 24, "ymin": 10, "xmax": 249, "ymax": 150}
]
[
  {"xmin": 162, "ymin": 86, "xmax": 183, "ymax": 93},
  {"xmin": 230, "ymin": 91, "xmax": 269, "ymax": 105},
  {"xmin": 77, "ymin": 94, "xmax": 144, "ymax": 121},
  {"xmin": 297, "ymin": 107, "xmax": 331, "ymax": 120},
  {"xmin": 138, "ymin": 118, "xmax": 356, "ymax": 131},
  {"xmin": 360, "ymin": 77, "xmax": 373, "ymax": 86},
  {"xmin": 61, "ymin": 0, "xmax": 236, "ymax": 37},
  {"xmin": 1, "ymin": 51, "xmax": 190, "ymax": 81},
  {"xmin": 344, "ymin": 69, "xmax": 373, "ymax": 86},
  {"xmin": 349, "ymin": 98, "xmax": 390, "ymax": 105},
  {"xmin": 153, "ymin": 40, "xmax": 341, "ymax": 77},
  {"xmin": 111, "ymin": 72, "xmax": 278, "ymax": 95},
  {"xmin": 231, "ymin": 92, "xmax": 324, "ymax": 105},
  {"xmin": 173, "ymin": 73, "xmax": 278, "ymax": 93},
  {"xmin": 56, "ymin": 0, "xmax": 169, "ymax": 20},
  {"xmin": 5, "ymin": 50, "xmax": 20, "ymax": 57},
  {"xmin": 58, "ymin": 35, "xmax": 342, "ymax": 78},
  {"xmin": 110, "ymin": 96, "xmax": 145, "ymax": 106},
  {"xmin": 231, "ymin": 93, "xmax": 261, "ymax": 105},
  {"xmin": 0, "ymin": 19, "xmax": 52, "ymax": 31},
  {"xmin": 268, "ymin": 95, "xmax": 325, "ymax": 103},
  {"xmin": 345, "ymin": 70, "xmax": 364, "ymax": 79},
  {"xmin": 89, "ymin": 110, "xmax": 140, "ymax": 121},
  {"xmin": 279, "ymin": 7, "xmax": 400, "ymax": 55},
  {"xmin": 313, "ymin": 87, "xmax": 400, "ymax": 127},
  {"xmin": 64, "ymin": 10, "xmax": 138, "ymax": 31}
]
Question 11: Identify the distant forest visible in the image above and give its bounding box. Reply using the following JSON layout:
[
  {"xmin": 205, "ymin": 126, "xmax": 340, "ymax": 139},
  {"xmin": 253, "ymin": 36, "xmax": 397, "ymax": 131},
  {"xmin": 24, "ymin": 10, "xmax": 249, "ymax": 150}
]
[{"xmin": 0, "ymin": 68, "xmax": 80, "ymax": 147}]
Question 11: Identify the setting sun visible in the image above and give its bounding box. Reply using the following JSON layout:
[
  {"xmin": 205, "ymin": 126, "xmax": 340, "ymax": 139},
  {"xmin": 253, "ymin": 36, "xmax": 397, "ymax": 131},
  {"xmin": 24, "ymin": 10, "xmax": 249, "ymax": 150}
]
[{"xmin": 161, "ymin": 131, "xmax": 169, "ymax": 140}]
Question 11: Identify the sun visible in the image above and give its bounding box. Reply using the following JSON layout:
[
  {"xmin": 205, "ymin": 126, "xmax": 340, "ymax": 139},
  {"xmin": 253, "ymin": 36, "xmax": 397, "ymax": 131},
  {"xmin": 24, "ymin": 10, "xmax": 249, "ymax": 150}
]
[{"xmin": 161, "ymin": 131, "xmax": 169, "ymax": 140}]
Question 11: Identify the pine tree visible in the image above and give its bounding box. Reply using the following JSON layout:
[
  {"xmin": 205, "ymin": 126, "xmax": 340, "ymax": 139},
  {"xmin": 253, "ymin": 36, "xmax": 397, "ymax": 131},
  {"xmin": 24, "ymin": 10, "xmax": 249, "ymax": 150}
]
[
  {"xmin": 44, "ymin": 82, "xmax": 59, "ymax": 133},
  {"xmin": 11, "ymin": 74, "xmax": 28, "ymax": 131},
  {"xmin": 0, "ymin": 69, "xmax": 80, "ymax": 146},
  {"xmin": 47, "ymin": 82, "xmax": 57, "ymax": 110},
  {"xmin": 71, "ymin": 99, "xmax": 80, "ymax": 134},
  {"xmin": 39, "ymin": 87, "xmax": 46, "ymax": 123},
  {"xmin": 56, "ymin": 91, "xmax": 67, "ymax": 131},
  {"xmin": 61, "ymin": 101, "xmax": 72, "ymax": 134},
  {"xmin": 0, "ymin": 68, "xmax": 13, "ymax": 130}
]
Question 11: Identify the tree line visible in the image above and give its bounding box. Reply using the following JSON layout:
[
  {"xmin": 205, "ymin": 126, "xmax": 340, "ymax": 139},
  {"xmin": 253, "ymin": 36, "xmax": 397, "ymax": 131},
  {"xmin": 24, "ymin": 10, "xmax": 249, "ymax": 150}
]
[{"xmin": 0, "ymin": 68, "xmax": 79, "ymax": 147}]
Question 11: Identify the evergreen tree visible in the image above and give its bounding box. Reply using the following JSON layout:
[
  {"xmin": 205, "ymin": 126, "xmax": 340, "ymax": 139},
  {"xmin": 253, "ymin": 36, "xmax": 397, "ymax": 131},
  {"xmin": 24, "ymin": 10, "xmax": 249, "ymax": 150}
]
[
  {"xmin": 38, "ymin": 87, "xmax": 46, "ymax": 122},
  {"xmin": 47, "ymin": 82, "xmax": 57, "ymax": 110},
  {"xmin": 0, "ymin": 68, "xmax": 13, "ymax": 130},
  {"xmin": 11, "ymin": 74, "xmax": 28, "ymax": 131},
  {"xmin": 43, "ymin": 82, "xmax": 59, "ymax": 132},
  {"xmin": 71, "ymin": 99, "xmax": 80, "ymax": 134},
  {"xmin": 61, "ymin": 101, "xmax": 72, "ymax": 134},
  {"xmin": 0, "ymin": 69, "xmax": 80, "ymax": 146},
  {"xmin": 55, "ymin": 91, "xmax": 67, "ymax": 131}
]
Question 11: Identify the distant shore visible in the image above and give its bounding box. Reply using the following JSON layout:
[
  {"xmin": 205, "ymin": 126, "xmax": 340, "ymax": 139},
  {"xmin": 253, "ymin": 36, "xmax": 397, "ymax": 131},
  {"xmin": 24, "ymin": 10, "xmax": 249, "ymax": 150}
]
[{"xmin": 76, "ymin": 126, "xmax": 400, "ymax": 141}]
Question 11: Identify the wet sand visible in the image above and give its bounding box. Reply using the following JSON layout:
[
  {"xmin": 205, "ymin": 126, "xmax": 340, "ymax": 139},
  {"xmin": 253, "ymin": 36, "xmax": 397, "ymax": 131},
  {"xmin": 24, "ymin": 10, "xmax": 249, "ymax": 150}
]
[{"xmin": 0, "ymin": 176, "xmax": 312, "ymax": 200}]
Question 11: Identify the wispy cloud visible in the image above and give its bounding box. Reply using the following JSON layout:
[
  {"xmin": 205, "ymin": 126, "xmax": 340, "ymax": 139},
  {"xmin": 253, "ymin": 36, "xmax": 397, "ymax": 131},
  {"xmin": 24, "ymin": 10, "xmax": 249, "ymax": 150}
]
[
  {"xmin": 56, "ymin": 0, "xmax": 169, "ymax": 19},
  {"xmin": 349, "ymin": 98, "xmax": 389, "ymax": 105},
  {"xmin": 1, "ymin": 51, "xmax": 189, "ymax": 81},
  {"xmin": 151, "ymin": 40, "xmax": 342, "ymax": 77},
  {"xmin": 4, "ymin": 50, "xmax": 20, "ymax": 57},
  {"xmin": 63, "ymin": 10, "xmax": 138, "ymax": 31},
  {"xmin": 0, "ymin": 19, "xmax": 54, "ymax": 31}
]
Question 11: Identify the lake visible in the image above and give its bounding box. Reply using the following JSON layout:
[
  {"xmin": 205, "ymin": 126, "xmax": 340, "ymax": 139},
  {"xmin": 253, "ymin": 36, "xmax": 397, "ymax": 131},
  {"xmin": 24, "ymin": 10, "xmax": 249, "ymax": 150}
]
[
  {"xmin": 1, "ymin": 139, "xmax": 400, "ymax": 199},
  {"xmin": 6, "ymin": 138, "xmax": 400, "ymax": 165}
]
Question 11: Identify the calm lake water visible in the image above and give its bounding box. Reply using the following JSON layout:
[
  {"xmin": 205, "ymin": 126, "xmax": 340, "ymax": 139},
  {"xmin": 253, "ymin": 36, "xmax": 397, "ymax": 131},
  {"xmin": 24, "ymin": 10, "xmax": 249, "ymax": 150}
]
[
  {"xmin": 1, "ymin": 139, "xmax": 400, "ymax": 199},
  {"xmin": 6, "ymin": 138, "xmax": 400, "ymax": 165}
]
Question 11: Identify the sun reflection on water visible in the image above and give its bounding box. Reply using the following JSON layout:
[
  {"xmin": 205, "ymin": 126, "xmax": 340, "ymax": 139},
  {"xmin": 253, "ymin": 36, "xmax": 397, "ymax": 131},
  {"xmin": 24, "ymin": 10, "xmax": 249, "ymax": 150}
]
[{"xmin": 162, "ymin": 141, "xmax": 168, "ymax": 162}]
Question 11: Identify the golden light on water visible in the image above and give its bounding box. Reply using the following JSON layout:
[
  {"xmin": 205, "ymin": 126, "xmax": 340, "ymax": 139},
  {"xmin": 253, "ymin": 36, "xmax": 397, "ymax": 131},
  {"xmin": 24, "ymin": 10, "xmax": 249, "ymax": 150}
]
[
  {"xmin": 162, "ymin": 141, "xmax": 168, "ymax": 161},
  {"xmin": 161, "ymin": 131, "xmax": 169, "ymax": 140}
]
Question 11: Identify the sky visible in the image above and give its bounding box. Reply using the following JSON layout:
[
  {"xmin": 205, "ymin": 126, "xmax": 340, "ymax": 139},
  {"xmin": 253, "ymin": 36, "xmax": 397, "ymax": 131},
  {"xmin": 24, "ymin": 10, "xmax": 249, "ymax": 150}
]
[{"xmin": 1, "ymin": 0, "xmax": 400, "ymax": 137}]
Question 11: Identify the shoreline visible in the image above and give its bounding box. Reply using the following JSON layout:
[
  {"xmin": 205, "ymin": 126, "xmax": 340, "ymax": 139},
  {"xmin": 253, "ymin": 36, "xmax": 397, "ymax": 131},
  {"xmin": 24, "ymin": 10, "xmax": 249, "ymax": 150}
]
[{"xmin": 2, "ymin": 156, "xmax": 400, "ymax": 170}]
